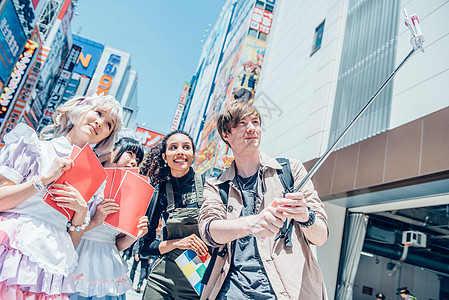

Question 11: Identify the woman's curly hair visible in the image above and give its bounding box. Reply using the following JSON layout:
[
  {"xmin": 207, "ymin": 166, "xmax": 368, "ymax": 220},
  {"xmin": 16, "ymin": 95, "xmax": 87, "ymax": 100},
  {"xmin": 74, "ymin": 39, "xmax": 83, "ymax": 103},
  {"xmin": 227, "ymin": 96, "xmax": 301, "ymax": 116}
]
[{"xmin": 139, "ymin": 130, "xmax": 196, "ymax": 186}]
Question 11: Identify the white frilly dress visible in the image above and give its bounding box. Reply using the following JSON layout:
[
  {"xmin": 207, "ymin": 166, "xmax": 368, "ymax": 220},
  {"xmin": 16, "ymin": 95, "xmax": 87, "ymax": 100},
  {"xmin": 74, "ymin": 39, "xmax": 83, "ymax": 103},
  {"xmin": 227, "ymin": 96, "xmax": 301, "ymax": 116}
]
[
  {"xmin": 69, "ymin": 197, "xmax": 132, "ymax": 300},
  {"xmin": 0, "ymin": 124, "xmax": 78, "ymax": 299}
]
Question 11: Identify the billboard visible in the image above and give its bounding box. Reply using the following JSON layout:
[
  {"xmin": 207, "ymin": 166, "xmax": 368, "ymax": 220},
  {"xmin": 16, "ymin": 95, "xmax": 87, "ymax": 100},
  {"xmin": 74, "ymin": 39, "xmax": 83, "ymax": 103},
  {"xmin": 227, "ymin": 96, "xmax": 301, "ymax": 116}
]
[
  {"xmin": 135, "ymin": 126, "xmax": 165, "ymax": 148},
  {"xmin": 39, "ymin": 0, "xmax": 74, "ymax": 87},
  {"xmin": 170, "ymin": 82, "xmax": 190, "ymax": 131},
  {"xmin": 0, "ymin": 39, "xmax": 41, "ymax": 142},
  {"xmin": 0, "ymin": 39, "xmax": 39, "ymax": 129},
  {"xmin": 36, "ymin": 45, "xmax": 81, "ymax": 132},
  {"xmin": 72, "ymin": 34, "xmax": 104, "ymax": 78},
  {"xmin": 195, "ymin": 35, "xmax": 268, "ymax": 173},
  {"xmin": 249, "ymin": 6, "xmax": 274, "ymax": 35},
  {"xmin": 0, "ymin": 0, "xmax": 27, "ymax": 85},
  {"xmin": 182, "ymin": 4, "xmax": 233, "ymax": 141},
  {"xmin": 86, "ymin": 46, "xmax": 130, "ymax": 97},
  {"xmin": 11, "ymin": 0, "xmax": 39, "ymax": 38},
  {"xmin": 26, "ymin": 46, "xmax": 49, "ymax": 128}
]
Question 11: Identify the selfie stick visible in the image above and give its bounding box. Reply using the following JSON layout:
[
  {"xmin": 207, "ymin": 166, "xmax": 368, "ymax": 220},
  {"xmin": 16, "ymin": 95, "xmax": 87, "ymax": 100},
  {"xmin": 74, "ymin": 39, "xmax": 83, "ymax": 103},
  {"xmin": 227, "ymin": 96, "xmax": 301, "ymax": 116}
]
[{"xmin": 292, "ymin": 9, "xmax": 425, "ymax": 194}]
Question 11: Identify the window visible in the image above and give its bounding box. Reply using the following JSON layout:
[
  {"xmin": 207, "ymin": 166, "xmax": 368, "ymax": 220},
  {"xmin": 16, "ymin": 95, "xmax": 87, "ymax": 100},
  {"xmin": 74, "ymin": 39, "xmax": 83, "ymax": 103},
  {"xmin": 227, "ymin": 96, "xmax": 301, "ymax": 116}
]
[
  {"xmin": 265, "ymin": 4, "xmax": 274, "ymax": 12},
  {"xmin": 248, "ymin": 28, "xmax": 258, "ymax": 38},
  {"xmin": 258, "ymin": 32, "xmax": 268, "ymax": 41},
  {"xmin": 311, "ymin": 20, "xmax": 325, "ymax": 55}
]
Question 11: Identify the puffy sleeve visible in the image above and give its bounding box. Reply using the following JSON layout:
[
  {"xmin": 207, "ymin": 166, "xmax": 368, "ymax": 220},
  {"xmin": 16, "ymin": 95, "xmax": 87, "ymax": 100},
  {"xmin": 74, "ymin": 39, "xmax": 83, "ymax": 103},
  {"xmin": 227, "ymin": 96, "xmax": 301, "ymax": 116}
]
[{"xmin": 0, "ymin": 123, "xmax": 41, "ymax": 184}]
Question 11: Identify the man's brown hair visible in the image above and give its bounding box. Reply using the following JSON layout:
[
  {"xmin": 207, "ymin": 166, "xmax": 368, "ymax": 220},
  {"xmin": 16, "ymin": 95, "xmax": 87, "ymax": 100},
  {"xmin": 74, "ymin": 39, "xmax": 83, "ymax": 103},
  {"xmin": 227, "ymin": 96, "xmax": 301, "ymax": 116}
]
[{"xmin": 217, "ymin": 100, "xmax": 261, "ymax": 145}]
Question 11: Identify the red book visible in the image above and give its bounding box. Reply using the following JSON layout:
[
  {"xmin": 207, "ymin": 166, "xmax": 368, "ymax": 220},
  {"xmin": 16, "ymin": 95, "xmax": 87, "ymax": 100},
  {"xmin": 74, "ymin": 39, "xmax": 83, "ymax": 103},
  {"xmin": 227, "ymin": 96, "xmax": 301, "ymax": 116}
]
[
  {"xmin": 104, "ymin": 169, "xmax": 154, "ymax": 238},
  {"xmin": 44, "ymin": 144, "xmax": 107, "ymax": 220}
]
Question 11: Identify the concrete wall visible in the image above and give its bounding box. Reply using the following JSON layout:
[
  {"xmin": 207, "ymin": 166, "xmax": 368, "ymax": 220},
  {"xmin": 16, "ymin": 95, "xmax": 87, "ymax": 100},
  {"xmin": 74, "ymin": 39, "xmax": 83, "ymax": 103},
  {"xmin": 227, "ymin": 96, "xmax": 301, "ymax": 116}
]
[
  {"xmin": 390, "ymin": 0, "xmax": 449, "ymax": 129},
  {"xmin": 257, "ymin": 0, "xmax": 349, "ymax": 162}
]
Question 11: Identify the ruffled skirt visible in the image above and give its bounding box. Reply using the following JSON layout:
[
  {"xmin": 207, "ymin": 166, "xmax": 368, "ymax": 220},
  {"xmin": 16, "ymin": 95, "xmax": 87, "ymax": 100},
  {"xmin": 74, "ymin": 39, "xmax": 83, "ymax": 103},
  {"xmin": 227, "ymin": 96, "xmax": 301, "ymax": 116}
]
[
  {"xmin": 72, "ymin": 237, "xmax": 131, "ymax": 297},
  {"xmin": 0, "ymin": 213, "xmax": 77, "ymax": 298}
]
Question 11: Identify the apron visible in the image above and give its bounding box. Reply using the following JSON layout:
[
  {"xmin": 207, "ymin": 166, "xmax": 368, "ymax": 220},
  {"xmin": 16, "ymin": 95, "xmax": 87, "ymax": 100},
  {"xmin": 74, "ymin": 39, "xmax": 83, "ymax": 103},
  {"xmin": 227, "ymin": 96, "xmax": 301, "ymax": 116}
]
[{"xmin": 143, "ymin": 173, "xmax": 204, "ymax": 300}]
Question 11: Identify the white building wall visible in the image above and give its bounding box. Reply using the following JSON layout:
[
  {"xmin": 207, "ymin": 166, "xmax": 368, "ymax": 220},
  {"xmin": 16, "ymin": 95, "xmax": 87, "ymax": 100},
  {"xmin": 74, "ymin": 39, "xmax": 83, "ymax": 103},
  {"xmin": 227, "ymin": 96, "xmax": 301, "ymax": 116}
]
[
  {"xmin": 390, "ymin": 0, "xmax": 449, "ymax": 129},
  {"xmin": 257, "ymin": 0, "xmax": 349, "ymax": 162}
]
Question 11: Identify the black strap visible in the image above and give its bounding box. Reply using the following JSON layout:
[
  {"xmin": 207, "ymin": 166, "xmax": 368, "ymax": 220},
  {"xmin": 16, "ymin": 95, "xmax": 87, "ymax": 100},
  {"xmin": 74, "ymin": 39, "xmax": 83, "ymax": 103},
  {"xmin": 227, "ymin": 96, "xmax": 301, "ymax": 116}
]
[
  {"xmin": 194, "ymin": 172, "xmax": 204, "ymax": 207},
  {"xmin": 202, "ymin": 180, "xmax": 230, "ymax": 285},
  {"xmin": 275, "ymin": 158, "xmax": 295, "ymax": 248},
  {"xmin": 166, "ymin": 173, "xmax": 204, "ymax": 215}
]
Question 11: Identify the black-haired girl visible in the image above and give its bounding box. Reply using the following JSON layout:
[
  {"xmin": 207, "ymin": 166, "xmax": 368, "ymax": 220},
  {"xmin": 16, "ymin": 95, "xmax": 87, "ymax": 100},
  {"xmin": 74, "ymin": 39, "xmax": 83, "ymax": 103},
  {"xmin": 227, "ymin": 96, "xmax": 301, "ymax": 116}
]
[{"xmin": 70, "ymin": 137, "xmax": 148, "ymax": 300}]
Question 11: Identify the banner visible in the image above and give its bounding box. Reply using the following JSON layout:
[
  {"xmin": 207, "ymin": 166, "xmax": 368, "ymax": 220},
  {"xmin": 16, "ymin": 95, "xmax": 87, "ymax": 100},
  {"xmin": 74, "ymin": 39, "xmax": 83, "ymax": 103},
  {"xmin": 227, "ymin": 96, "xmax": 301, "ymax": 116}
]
[
  {"xmin": 72, "ymin": 34, "xmax": 104, "ymax": 78},
  {"xmin": 36, "ymin": 45, "xmax": 81, "ymax": 133},
  {"xmin": 86, "ymin": 46, "xmax": 130, "ymax": 97},
  {"xmin": 0, "ymin": 0, "xmax": 27, "ymax": 84},
  {"xmin": 135, "ymin": 126, "xmax": 165, "ymax": 148},
  {"xmin": 0, "ymin": 39, "xmax": 39, "ymax": 139}
]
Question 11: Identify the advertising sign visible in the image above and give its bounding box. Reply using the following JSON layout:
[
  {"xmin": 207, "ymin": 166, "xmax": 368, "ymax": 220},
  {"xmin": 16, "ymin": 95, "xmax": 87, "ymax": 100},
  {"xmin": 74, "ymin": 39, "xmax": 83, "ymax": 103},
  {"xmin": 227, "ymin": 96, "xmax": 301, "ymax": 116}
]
[
  {"xmin": 182, "ymin": 4, "xmax": 232, "ymax": 141},
  {"xmin": 179, "ymin": 82, "xmax": 190, "ymax": 105},
  {"xmin": 86, "ymin": 46, "xmax": 130, "ymax": 97},
  {"xmin": 195, "ymin": 35, "xmax": 267, "ymax": 172},
  {"xmin": 249, "ymin": 7, "xmax": 274, "ymax": 35},
  {"xmin": 135, "ymin": 126, "xmax": 165, "ymax": 148},
  {"xmin": 72, "ymin": 34, "xmax": 104, "ymax": 78},
  {"xmin": 0, "ymin": 0, "xmax": 27, "ymax": 83},
  {"xmin": 0, "ymin": 39, "xmax": 38, "ymax": 128},
  {"xmin": 36, "ymin": 45, "xmax": 81, "ymax": 133},
  {"xmin": 12, "ymin": 0, "xmax": 38, "ymax": 37},
  {"xmin": 25, "ymin": 46, "xmax": 49, "ymax": 128},
  {"xmin": 0, "ymin": 40, "xmax": 40, "ymax": 143},
  {"xmin": 170, "ymin": 103, "xmax": 185, "ymax": 132}
]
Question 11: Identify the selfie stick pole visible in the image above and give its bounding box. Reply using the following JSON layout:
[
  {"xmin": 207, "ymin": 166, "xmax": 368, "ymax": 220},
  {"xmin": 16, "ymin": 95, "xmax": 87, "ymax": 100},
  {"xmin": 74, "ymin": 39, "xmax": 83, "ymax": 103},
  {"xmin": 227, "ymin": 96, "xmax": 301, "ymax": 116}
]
[{"xmin": 293, "ymin": 9, "xmax": 425, "ymax": 194}]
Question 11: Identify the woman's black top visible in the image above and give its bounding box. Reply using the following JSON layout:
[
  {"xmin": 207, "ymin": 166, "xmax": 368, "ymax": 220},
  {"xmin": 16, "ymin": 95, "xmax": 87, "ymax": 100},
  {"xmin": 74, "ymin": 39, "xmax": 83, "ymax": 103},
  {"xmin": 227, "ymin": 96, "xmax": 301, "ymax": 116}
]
[{"xmin": 139, "ymin": 168, "xmax": 198, "ymax": 257}]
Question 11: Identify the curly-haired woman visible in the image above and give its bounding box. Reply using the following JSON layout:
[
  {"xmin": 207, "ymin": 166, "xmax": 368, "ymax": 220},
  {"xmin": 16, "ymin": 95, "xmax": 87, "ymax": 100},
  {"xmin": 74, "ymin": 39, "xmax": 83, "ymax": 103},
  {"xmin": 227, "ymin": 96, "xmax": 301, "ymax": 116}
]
[{"xmin": 139, "ymin": 130, "xmax": 208, "ymax": 300}]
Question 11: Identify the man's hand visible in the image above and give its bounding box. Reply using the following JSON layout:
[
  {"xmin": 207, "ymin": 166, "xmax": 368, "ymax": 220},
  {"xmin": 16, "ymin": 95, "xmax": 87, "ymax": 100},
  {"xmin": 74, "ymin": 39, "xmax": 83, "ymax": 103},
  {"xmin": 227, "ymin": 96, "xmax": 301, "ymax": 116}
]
[
  {"xmin": 246, "ymin": 206, "xmax": 286, "ymax": 238},
  {"xmin": 273, "ymin": 192, "xmax": 309, "ymax": 223}
]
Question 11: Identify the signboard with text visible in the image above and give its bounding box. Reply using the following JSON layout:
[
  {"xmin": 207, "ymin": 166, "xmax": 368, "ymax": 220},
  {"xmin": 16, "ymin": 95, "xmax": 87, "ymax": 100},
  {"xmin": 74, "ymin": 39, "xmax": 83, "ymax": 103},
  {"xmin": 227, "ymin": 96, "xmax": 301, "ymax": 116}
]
[
  {"xmin": 0, "ymin": 0, "xmax": 27, "ymax": 84},
  {"xmin": 135, "ymin": 126, "xmax": 165, "ymax": 148},
  {"xmin": 36, "ymin": 45, "xmax": 81, "ymax": 133},
  {"xmin": 72, "ymin": 34, "xmax": 104, "ymax": 78},
  {"xmin": 249, "ymin": 7, "xmax": 274, "ymax": 35},
  {"xmin": 0, "ymin": 39, "xmax": 39, "ymax": 129}
]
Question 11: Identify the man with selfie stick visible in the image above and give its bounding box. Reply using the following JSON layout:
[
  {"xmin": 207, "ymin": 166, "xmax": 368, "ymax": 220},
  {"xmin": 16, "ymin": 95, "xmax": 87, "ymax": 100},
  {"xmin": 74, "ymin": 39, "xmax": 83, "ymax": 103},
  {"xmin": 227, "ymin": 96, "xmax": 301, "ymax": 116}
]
[{"xmin": 198, "ymin": 101, "xmax": 328, "ymax": 299}]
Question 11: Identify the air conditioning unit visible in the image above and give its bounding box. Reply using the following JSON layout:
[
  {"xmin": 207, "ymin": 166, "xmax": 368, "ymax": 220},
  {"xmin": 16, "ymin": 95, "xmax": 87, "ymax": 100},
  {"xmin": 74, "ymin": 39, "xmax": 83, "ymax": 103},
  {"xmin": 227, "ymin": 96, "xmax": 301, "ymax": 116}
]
[{"xmin": 402, "ymin": 231, "xmax": 426, "ymax": 247}]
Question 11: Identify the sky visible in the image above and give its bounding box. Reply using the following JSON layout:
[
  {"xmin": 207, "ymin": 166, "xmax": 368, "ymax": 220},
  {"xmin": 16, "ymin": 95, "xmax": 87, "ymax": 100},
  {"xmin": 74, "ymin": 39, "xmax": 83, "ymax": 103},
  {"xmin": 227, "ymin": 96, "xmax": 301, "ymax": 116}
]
[{"xmin": 71, "ymin": 1, "xmax": 226, "ymax": 134}]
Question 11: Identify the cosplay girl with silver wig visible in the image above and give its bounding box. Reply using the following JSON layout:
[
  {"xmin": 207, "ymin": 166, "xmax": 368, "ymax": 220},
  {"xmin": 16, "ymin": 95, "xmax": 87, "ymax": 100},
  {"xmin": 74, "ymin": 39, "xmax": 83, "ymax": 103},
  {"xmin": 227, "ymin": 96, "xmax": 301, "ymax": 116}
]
[{"xmin": 0, "ymin": 94, "xmax": 123, "ymax": 299}]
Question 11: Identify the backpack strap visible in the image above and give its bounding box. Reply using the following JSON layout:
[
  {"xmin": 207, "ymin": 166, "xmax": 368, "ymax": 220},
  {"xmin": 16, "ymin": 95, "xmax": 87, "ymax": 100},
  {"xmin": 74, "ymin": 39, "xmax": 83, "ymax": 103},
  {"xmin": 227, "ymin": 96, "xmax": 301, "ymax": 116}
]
[
  {"xmin": 275, "ymin": 158, "xmax": 295, "ymax": 248},
  {"xmin": 165, "ymin": 181, "xmax": 175, "ymax": 215},
  {"xmin": 202, "ymin": 179, "xmax": 230, "ymax": 285},
  {"xmin": 194, "ymin": 172, "xmax": 204, "ymax": 207}
]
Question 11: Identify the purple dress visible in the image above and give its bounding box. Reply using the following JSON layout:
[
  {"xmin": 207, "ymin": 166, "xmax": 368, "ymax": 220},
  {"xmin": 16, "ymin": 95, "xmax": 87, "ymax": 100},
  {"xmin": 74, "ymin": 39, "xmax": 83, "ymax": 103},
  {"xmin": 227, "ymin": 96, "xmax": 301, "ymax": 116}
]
[{"xmin": 0, "ymin": 124, "xmax": 78, "ymax": 299}]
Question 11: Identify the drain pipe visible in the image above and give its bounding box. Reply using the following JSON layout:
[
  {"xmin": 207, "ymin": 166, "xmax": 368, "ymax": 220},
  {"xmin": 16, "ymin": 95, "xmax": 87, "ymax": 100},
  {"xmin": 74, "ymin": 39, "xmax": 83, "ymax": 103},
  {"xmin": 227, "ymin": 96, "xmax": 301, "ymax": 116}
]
[{"xmin": 389, "ymin": 243, "xmax": 409, "ymax": 277}]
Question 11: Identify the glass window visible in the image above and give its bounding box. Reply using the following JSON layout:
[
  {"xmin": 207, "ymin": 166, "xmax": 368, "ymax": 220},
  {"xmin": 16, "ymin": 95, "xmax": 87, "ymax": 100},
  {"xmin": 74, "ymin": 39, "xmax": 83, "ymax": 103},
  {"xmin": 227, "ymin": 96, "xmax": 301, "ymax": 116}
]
[
  {"xmin": 248, "ymin": 28, "xmax": 258, "ymax": 38},
  {"xmin": 311, "ymin": 20, "xmax": 325, "ymax": 55},
  {"xmin": 255, "ymin": 0, "xmax": 264, "ymax": 9},
  {"xmin": 258, "ymin": 32, "xmax": 268, "ymax": 41},
  {"xmin": 265, "ymin": 4, "xmax": 274, "ymax": 12}
]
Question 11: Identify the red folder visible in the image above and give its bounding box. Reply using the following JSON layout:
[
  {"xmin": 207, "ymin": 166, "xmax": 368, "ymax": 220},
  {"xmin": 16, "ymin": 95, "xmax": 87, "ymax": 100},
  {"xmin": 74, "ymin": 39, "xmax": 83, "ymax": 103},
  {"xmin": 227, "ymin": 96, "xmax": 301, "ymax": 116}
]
[
  {"xmin": 104, "ymin": 169, "xmax": 154, "ymax": 238},
  {"xmin": 44, "ymin": 144, "xmax": 107, "ymax": 220}
]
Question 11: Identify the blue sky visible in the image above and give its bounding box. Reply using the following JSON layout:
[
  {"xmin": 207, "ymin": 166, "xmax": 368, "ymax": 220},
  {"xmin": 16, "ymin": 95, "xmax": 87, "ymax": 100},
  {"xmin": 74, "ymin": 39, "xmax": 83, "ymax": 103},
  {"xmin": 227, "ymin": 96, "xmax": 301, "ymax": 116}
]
[{"xmin": 71, "ymin": 1, "xmax": 226, "ymax": 134}]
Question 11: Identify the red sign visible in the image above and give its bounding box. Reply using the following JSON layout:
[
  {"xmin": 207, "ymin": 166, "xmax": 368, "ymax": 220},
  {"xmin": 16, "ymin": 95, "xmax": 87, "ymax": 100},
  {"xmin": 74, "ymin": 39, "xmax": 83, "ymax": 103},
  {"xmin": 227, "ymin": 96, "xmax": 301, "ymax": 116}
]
[
  {"xmin": 179, "ymin": 82, "xmax": 190, "ymax": 105},
  {"xmin": 135, "ymin": 126, "xmax": 165, "ymax": 148},
  {"xmin": 249, "ymin": 7, "xmax": 273, "ymax": 35}
]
